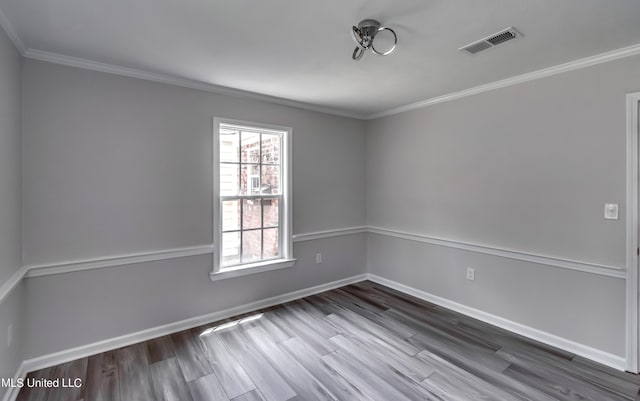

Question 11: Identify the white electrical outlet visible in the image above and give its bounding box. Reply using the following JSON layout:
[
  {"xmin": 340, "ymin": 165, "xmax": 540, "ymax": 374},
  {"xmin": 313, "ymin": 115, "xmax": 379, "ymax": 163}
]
[
  {"xmin": 466, "ymin": 267, "xmax": 475, "ymax": 281},
  {"xmin": 7, "ymin": 324, "xmax": 13, "ymax": 348},
  {"xmin": 316, "ymin": 253, "xmax": 322, "ymax": 264},
  {"xmin": 604, "ymin": 203, "xmax": 619, "ymax": 220}
]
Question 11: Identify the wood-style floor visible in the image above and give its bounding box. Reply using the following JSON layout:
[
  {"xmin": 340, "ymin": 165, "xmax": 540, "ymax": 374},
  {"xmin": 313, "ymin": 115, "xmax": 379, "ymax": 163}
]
[{"xmin": 16, "ymin": 281, "xmax": 640, "ymax": 401}]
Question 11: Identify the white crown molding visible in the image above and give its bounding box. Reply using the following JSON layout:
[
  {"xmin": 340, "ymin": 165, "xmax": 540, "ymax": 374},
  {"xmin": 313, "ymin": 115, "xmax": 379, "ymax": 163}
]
[
  {"xmin": 366, "ymin": 274, "xmax": 627, "ymax": 371},
  {"xmin": 22, "ymin": 49, "xmax": 367, "ymax": 120},
  {"xmin": 0, "ymin": 7, "xmax": 25, "ymax": 54},
  {"xmin": 19, "ymin": 274, "xmax": 368, "ymax": 377},
  {"xmin": 366, "ymin": 42, "xmax": 640, "ymax": 119},
  {"xmin": 368, "ymin": 226, "xmax": 626, "ymax": 278},
  {"xmin": 293, "ymin": 226, "xmax": 368, "ymax": 242},
  {"xmin": 15, "ymin": 42, "xmax": 640, "ymax": 122}
]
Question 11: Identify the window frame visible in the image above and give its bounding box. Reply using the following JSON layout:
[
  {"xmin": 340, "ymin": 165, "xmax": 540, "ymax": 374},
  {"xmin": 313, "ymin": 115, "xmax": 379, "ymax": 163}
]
[{"xmin": 211, "ymin": 117, "xmax": 294, "ymax": 280}]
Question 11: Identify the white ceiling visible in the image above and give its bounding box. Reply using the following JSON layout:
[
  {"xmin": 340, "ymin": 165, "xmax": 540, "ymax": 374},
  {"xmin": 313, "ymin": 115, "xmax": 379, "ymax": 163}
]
[{"xmin": 2, "ymin": 0, "xmax": 640, "ymax": 118}]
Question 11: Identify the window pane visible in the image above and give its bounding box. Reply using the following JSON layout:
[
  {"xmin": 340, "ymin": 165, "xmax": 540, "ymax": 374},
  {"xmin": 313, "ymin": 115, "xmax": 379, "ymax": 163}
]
[
  {"xmin": 242, "ymin": 199, "xmax": 261, "ymax": 229},
  {"xmin": 242, "ymin": 230, "xmax": 262, "ymax": 263},
  {"xmin": 263, "ymin": 198, "xmax": 279, "ymax": 228},
  {"xmin": 241, "ymin": 165, "xmax": 260, "ymax": 195},
  {"xmin": 241, "ymin": 131, "xmax": 261, "ymax": 163},
  {"xmin": 222, "ymin": 200, "xmax": 240, "ymax": 232},
  {"xmin": 222, "ymin": 232, "xmax": 240, "ymax": 266},
  {"xmin": 263, "ymin": 228, "xmax": 279, "ymax": 259},
  {"xmin": 261, "ymin": 134, "xmax": 280, "ymax": 165},
  {"xmin": 220, "ymin": 164, "xmax": 239, "ymax": 196},
  {"xmin": 220, "ymin": 129, "xmax": 239, "ymax": 162},
  {"xmin": 261, "ymin": 165, "xmax": 280, "ymax": 194}
]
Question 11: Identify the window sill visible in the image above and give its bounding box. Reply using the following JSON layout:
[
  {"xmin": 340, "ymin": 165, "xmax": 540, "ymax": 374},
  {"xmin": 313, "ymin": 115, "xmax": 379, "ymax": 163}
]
[{"xmin": 209, "ymin": 258, "xmax": 296, "ymax": 281}]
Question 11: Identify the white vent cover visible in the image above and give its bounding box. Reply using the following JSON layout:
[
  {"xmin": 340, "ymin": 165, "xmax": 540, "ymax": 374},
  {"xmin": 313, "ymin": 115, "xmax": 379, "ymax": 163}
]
[{"xmin": 459, "ymin": 27, "xmax": 522, "ymax": 55}]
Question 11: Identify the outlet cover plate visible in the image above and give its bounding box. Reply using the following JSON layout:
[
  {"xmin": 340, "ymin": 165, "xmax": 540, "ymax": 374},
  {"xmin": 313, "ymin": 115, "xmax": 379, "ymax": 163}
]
[
  {"xmin": 466, "ymin": 267, "xmax": 475, "ymax": 281},
  {"xmin": 604, "ymin": 203, "xmax": 619, "ymax": 220}
]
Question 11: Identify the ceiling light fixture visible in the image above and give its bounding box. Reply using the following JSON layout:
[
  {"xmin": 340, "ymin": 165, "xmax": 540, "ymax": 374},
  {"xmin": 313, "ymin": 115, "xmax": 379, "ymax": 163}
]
[{"xmin": 351, "ymin": 19, "xmax": 398, "ymax": 61}]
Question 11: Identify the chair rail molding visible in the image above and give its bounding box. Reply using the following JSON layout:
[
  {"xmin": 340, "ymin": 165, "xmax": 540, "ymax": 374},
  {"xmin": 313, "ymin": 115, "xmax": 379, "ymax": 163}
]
[
  {"xmin": 0, "ymin": 225, "xmax": 626, "ymax": 304},
  {"xmin": 368, "ymin": 226, "xmax": 626, "ymax": 279}
]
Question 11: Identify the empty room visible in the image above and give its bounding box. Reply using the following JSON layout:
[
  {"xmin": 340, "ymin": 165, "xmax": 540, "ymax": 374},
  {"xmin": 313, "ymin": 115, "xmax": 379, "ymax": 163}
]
[{"xmin": 1, "ymin": 1, "xmax": 640, "ymax": 400}]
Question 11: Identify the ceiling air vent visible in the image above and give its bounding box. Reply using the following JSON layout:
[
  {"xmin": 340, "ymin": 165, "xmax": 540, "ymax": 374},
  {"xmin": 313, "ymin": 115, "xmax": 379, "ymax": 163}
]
[{"xmin": 459, "ymin": 27, "xmax": 522, "ymax": 55}]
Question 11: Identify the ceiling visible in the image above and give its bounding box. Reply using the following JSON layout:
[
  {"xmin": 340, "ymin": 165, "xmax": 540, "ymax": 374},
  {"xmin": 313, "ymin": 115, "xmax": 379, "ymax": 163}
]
[{"xmin": 2, "ymin": 0, "xmax": 640, "ymax": 118}]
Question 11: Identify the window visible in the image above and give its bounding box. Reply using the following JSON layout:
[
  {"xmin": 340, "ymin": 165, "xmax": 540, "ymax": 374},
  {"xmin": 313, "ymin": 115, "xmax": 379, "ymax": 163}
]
[{"xmin": 212, "ymin": 118, "xmax": 294, "ymax": 279}]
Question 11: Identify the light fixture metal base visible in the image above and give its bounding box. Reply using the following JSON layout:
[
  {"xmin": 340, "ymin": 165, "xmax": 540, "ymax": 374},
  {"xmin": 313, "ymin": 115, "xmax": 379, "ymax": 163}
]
[{"xmin": 351, "ymin": 18, "xmax": 397, "ymax": 61}]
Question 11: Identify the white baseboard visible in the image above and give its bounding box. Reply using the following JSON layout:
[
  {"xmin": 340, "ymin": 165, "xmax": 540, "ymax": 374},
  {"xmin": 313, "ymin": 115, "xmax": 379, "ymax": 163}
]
[
  {"xmin": 20, "ymin": 274, "xmax": 368, "ymax": 376},
  {"xmin": 366, "ymin": 273, "xmax": 627, "ymax": 371},
  {"xmin": 1, "ymin": 362, "xmax": 26, "ymax": 401}
]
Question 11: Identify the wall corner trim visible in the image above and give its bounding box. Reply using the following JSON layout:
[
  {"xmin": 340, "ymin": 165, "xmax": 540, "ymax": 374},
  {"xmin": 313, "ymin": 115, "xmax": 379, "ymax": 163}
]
[{"xmin": 365, "ymin": 273, "xmax": 628, "ymax": 371}]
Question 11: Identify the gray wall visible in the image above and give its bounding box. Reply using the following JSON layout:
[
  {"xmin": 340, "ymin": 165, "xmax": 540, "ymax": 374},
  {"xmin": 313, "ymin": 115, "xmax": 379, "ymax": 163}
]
[
  {"xmin": 0, "ymin": 25, "xmax": 24, "ymax": 400},
  {"xmin": 366, "ymin": 54, "xmax": 640, "ymax": 357},
  {"xmin": 22, "ymin": 59, "xmax": 367, "ymax": 358},
  {"xmin": 0, "ymin": 27, "xmax": 22, "ymax": 287}
]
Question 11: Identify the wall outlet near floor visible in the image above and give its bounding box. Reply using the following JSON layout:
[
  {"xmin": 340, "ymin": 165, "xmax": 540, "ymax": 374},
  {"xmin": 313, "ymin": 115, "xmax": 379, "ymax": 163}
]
[
  {"xmin": 466, "ymin": 267, "xmax": 475, "ymax": 281},
  {"xmin": 316, "ymin": 253, "xmax": 323, "ymax": 264},
  {"xmin": 7, "ymin": 323, "xmax": 13, "ymax": 348}
]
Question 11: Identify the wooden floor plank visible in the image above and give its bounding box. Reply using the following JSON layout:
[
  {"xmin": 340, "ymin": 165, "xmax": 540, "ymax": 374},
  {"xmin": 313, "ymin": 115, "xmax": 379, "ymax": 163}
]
[
  {"xmin": 231, "ymin": 390, "xmax": 266, "ymax": 401},
  {"xmin": 188, "ymin": 373, "xmax": 230, "ymax": 401},
  {"xmin": 45, "ymin": 358, "xmax": 87, "ymax": 401},
  {"xmin": 117, "ymin": 343, "xmax": 155, "ymax": 401},
  {"xmin": 501, "ymin": 354, "xmax": 631, "ymax": 401},
  {"xmin": 321, "ymin": 350, "xmax": 416, "ymax": 401},
  {"xmin": 16, "ymin": 367, "xmax": 57, "ymax": 401},
  {"xmin": 331, "ymin": 329, "xmax": 434, "ymax": 383},
  {"xmin": 326, "ymin": 311, "xmax": 420, "ymax": 356},
  {"xmin": 407, "ymin": 330, "xmax": 511, "ymax": 373},
  {"xmin": 271, "ymin": 306, "xmax": 336, "ymax": 356},
  {"xmin": 241, "ymin": 314, "xmax": 294, "ymax": 343},
  {"xmin": 84, "ymin": 351, "xmax": 119, "ymax": 401},
  {"xmin": 198, "ymin": 329, "xmax": 255, "ymax": 399},
  {"xmin": 416, "ymin": 350, "xmax": 558, "ymax": 401},
  {"xmin": 279, "ymin": 336, "xmax": 374, "ymax": 401},
  {"xmin": 244, "ymin": 326, "xmax": 338, "ymax": 401},
  {"xmin": 149, "ymin": 358, "xmax": 193, "ymax": 401},
  {"xmin": 496, "ymin": 346, "xmax": 640, "ymax": 399},
  {"xmin": 328, "ymin": 334, "xmax": 441, "ymax": 401},
  {"xmin": 217, "ymin": 328, "xmax": 296, "ymax": 401},
  {"xmin": 145, "ymin": 335, "xmax": 175, "ymax": 364},
  {"xmin": 170, "ymin": 329, "xmax": 213, "ymax": 382}
]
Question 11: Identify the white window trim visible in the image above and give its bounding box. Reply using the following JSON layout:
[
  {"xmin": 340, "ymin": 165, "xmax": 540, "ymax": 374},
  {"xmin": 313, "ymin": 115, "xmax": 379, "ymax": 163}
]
[{"xmin": 211, "ymin": 117, "xmax": 295, "ymax": 280}]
